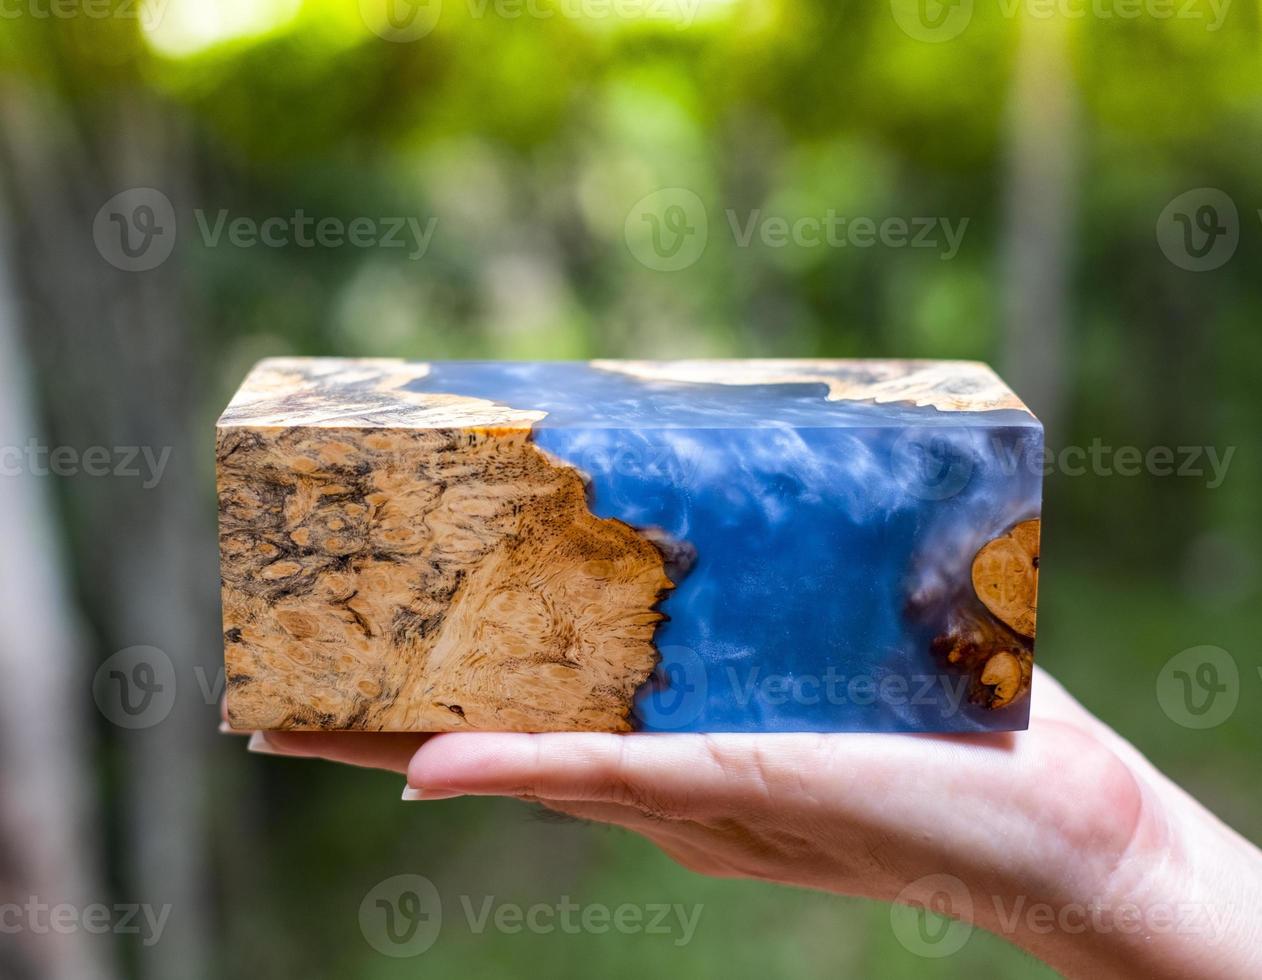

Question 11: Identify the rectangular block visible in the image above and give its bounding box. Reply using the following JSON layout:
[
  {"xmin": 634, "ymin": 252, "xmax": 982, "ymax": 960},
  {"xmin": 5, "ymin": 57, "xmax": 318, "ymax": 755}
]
[{"xmin": 217, "ymin": 358, "xmax": 1043, "ymax": 733}]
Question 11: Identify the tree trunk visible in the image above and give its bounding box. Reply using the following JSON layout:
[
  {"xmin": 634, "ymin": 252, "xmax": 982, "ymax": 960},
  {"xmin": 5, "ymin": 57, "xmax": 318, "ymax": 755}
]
[
  {"xmin": 0, "ymin": 197, "xmax": 115, "ymax": 980},
  {"xmin": 999, "ymin": 11, "xmax": 1078, "ymax": 443},
  {"xmin": 0, "ymin": 74, "xmax": 215, "ymax": 980}
]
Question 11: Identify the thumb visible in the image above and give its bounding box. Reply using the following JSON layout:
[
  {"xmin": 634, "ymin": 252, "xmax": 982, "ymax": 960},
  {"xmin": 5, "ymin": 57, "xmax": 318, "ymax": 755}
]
[{"xmin": 405, "ymin": 732, "xmax": 806, "ymax": 818}]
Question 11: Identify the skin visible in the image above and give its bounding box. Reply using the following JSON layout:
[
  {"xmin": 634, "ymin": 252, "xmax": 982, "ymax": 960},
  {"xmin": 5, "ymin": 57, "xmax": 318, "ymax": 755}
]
[{"xmin": 230, "ymin": 668, "xmax": 1262, "ymax": 978}]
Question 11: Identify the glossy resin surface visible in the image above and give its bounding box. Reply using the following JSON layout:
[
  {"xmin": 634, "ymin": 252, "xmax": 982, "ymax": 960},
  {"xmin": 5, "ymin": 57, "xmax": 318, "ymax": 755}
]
[{"xmin": 218, "ymin": 359, "xmax": 1043, "ymax": 733}]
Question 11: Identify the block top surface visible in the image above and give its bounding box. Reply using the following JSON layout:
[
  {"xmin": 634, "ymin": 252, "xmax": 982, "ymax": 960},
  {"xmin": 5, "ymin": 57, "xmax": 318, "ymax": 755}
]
[{"xmin": 217, "ymin": 357, "xmax": 1039, "ymax": 430}]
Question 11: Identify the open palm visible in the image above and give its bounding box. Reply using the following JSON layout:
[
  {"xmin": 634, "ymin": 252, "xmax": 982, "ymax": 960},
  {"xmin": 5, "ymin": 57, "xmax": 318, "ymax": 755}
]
[{"xmin": 236, "ymin": 667, "xmax": 1261, "ymax": 979}]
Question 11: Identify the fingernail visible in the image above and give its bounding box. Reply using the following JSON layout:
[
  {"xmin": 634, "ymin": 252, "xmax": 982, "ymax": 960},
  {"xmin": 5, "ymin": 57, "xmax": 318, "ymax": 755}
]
[
  {"xmin": 402, "ymin": 786, "xmax": 464, "ymax": 802},
  {"xmin": 219, "ymin": 721, "xmax": 238, "ymax": 734},
  {"xmin": 247, "ymin": 732, "xmax": 287, "ymax": 756}
]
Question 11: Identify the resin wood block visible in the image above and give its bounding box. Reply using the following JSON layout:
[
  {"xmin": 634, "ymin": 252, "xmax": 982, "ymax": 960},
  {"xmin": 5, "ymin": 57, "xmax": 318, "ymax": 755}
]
[{"xmin": 217, "ymin": 358, "xmax": 1043, "ymax": 733}]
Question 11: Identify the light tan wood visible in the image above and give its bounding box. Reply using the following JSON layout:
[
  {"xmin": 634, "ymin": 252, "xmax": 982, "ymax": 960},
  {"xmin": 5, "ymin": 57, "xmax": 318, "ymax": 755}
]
[
  {"xmin": 932, "ymin": 519, "xmax": 1040, "ymax": 710},
  {"xmin": 592, "ymin": 359, "xmax": 1032, "ymax": 414},
  {"xmin": 218, "ymin": 360, "xmax": 672, "ymax": 732},
  {"xmin": 972, "ymin": 519, "xmax": 1040, "ymax": 638},
  {"xmin": 219, "ymin": 358, "xmax": 1040, "ymax": 729}
]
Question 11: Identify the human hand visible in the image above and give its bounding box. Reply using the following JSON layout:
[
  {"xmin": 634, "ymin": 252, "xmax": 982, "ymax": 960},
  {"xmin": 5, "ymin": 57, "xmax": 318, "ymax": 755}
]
[{"xmin": 231, "ymin": 668, "xmax": 1262, "ymax": 979}]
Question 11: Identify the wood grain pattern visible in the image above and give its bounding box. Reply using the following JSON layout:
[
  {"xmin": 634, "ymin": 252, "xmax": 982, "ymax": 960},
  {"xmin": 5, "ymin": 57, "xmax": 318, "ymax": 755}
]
[
  {"xmin": 591, "ymin": 359, "xmax": 1031, "ymax": 414},
  {"xmin": 218, "ymin": 357, "xmax": 1040, "ymax": 731},
  {"xmin": 972, "ymin": 519, "xmax": 1040, "ymax": 639},
  {"xmin": 932, "ymin": 519, "xmax": 1040, "ymax": 710},
  {"xmin": 218, "ymin": 357, "xmax": 545, "ymax": 429},
  {"xmin": 217, "ymin": 360, "xmax": 672, "ymax": 732}
]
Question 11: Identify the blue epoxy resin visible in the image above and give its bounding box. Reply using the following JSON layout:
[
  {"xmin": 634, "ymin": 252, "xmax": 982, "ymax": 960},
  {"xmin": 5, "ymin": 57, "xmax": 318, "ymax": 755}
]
[{"xmin": 404, "ymin": 360, "xmax": 1044, "ymax": 733}]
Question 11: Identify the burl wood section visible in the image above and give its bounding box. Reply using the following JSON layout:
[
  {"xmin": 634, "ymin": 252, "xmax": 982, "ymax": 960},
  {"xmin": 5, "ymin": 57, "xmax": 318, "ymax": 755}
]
[
  {"xmin": 593, "ymin": 359, "xmax": 1033, "ymax": 414},
  {"xmin": 933, "ymin": 519, "xmax": 1040, "ymax": 710},
  {"xmin": 218, "ymin": 360, "xmax": 672, "ymax": 732}
]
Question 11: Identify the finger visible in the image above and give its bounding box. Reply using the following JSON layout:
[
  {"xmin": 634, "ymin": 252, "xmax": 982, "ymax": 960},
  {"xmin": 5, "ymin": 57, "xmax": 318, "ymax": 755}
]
[
  {"xmin": 535, "ymin": 797, "xmax": 685, "ymax": 831},
  {"xmin": 1029, "ymin": 666, "xmax": 1097, "ymax": 724},
  {"xmin": 535, "ymin": 800, "xmax": 732, "ymax": 874},
  {"xmin": 408, "ymin": 725, "xmax": 1149, "ymax": 890},
  {"xmin": 1032, "ymin": 668, "xmax": 1205, "ymax": 808},
  {"xmin": 1028, "ymin": 669, "xmax": 1174, "ymax": 785},
  {"xmin": 250, "ymin": 730, "xmax": 428, "ymax": 774},
  {"xmin": 522, "ymin": 797, "xmax": 738, "ymax": 879},
  {"xmin": 408, "ymin": 676, "xmax": 1085, "ymax": 811},
  {"xmin": 406, "ymin": 730, "xmax": 850, "ymax": 815}
]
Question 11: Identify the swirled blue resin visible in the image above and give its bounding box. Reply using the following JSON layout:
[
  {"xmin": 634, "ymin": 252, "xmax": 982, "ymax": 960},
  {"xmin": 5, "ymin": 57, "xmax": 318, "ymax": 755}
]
[{"xmin": 409, "ymin": 362, "xmax": 1043, "ymax": 733}]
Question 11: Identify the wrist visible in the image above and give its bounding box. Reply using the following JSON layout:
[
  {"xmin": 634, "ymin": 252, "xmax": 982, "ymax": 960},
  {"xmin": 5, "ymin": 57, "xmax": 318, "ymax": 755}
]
[{"xmin": 979, "ymin": 778, "xmax": 1262, "ymax": 979}]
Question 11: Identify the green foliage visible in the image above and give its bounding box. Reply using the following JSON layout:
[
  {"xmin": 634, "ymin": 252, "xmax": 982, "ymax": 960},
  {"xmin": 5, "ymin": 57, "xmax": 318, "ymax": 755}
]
[{"xmin": 3, "ymin": 2, "xmax": 1259, "ymax": 976}]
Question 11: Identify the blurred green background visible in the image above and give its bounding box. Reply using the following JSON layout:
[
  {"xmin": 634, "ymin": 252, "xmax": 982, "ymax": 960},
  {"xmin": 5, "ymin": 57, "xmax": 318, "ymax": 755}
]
[{"xmin": 0, "ymin": 1, "xmax": 1258, "ymax": 977}]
